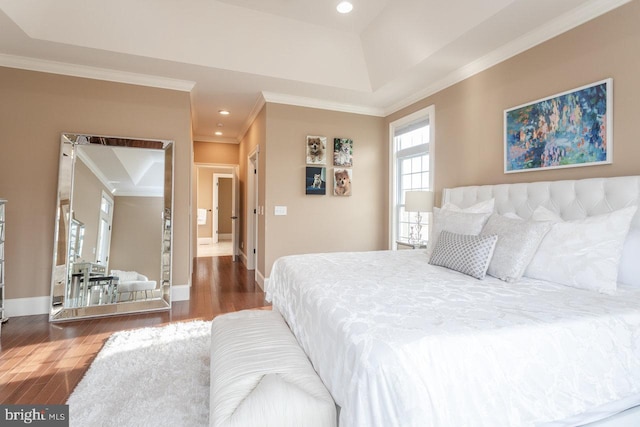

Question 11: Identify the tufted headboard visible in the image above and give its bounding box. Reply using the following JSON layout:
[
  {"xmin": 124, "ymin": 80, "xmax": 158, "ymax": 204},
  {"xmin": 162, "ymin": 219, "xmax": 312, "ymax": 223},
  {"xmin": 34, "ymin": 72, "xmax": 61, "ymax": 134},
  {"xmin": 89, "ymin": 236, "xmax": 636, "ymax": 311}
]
[{"xmin": 442, "ymin": 175, "xmax": 640, "ymax": 230}]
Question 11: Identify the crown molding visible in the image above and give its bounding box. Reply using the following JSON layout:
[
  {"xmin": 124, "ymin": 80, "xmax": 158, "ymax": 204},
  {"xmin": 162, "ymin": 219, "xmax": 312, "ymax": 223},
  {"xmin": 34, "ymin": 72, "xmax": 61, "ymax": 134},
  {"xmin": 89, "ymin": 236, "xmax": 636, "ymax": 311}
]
[
  {"xmin": 262, "ymin": 91, "xmax": 385, "ymax": 117},
  {"xmin": 0, "ymin": 53, "xmax": 195, "ymax": 92},
  {"xmin": 384, "ymin": 0, "xmax": 631, "ymax": 116},
  {"xmin": 237, "ymin": 93, "xmax": 267, "ymax": 142},
  {"xmin": 76, "ymin": 149, "xmax": 116, "ymax": 194}
]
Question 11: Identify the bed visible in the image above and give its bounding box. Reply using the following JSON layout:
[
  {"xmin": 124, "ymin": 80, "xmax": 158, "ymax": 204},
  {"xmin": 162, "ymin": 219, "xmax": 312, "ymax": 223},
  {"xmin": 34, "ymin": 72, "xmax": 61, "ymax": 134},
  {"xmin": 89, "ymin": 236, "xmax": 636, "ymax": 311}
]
[{"xmin": 266, "ymin": 175, "xmax": 640, "ymax": 427}]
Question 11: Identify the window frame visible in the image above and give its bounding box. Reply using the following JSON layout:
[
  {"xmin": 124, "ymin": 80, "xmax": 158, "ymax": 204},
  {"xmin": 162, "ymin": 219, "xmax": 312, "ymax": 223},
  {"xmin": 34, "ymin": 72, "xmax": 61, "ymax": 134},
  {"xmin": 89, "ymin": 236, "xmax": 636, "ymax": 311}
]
[{"xmin": 388, "ymin": 105, "xmax": 436, "ymax": 249}]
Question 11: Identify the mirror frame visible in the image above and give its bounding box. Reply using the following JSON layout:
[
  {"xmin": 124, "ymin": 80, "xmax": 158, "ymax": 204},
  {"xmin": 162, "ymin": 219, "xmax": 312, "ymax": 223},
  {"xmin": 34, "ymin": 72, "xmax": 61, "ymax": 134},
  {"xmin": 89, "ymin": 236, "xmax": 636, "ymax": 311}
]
[{"xmin": 49, "ymin": 133, "xmax": 174, "ymax": 322}]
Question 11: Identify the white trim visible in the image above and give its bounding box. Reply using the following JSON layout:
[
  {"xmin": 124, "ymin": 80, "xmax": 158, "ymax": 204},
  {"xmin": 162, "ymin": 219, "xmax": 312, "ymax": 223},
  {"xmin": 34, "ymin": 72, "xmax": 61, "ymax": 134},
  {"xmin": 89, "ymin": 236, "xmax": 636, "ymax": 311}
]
[
  {"xmin": 388, "ymin": 105, "xmax": 435, "ymax": 249},
  {"xmin": 171, "ymin": 284, "xmax": 190, "ymax": 301},
  {"xmin": 239, "ymin": 94, "xmax": 268, "ymax": 142},
  {"xmin": 256, "ymin": 270, "xmax": 267, "ymax": 291},
  {"xmin": 0, "ymin": 53, "xmax": 195, "ymax": 92},
  {"xmin": 239, "ymin": 249, "xmax": 248, "ymax": 267},
  {"xmin": 246, "ymin": 147, "xmax": 259, "ymax": 271},
  {"xmin": 262, "ymin": 91, "xmax": 385, "ymax": 117},
  {"xmin": 6, "ymin": 296, "xmax": 51, "ymax": 317},
  {"xmin": 384, "ymin": 0, "xmax": 631, "ymax": 116},
  {"xmin": 198, "ymin": 237, "xmax": 213, "ymax": 245}
]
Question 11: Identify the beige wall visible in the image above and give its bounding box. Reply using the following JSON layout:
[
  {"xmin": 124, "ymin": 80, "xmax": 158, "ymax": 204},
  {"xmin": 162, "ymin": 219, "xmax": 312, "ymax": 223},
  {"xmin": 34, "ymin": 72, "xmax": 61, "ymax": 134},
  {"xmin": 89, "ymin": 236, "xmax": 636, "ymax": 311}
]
[
  {"xmin": 109, "ymin": 196, "xmax": 163, "ymax": 283},
  {"xmin": 386, "ymin": 1, "xmax": 640, "ymax": 204},
  {"xmin": 0, "ymin": 67, "xmax": 191, "ymax": 300},
  {"xmin": 263, "ymin": 103, "xmax": 387, "ymax": 276},
  {"xmin": 194, "ymin": 141, "xmax": 239, "ymax": 164}
]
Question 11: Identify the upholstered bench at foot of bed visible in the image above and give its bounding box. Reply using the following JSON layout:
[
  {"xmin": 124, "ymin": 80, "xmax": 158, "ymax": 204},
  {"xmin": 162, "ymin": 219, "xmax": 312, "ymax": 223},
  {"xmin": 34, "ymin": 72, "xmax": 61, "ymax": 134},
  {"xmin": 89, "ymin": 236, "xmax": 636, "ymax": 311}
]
[{"xmin": 210, "ymin": 310, "xmax": 336, "ymax": 427}]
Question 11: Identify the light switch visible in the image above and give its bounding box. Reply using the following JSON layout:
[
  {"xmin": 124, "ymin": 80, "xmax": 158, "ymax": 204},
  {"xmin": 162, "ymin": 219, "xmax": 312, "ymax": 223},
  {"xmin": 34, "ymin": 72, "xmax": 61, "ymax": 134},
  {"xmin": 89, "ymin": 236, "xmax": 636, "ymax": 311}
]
[{"xmin": 274, "ymin": 206, "xmax": 287, "ymax": 216}]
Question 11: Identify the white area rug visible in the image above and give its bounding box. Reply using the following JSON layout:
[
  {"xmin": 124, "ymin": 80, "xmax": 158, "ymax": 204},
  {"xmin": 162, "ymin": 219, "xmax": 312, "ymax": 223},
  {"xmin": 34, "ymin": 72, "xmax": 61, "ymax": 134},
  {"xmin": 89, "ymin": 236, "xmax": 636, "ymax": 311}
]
[{"xmin": 67, "ymin": 321, "xmax": 211, "ymax": 427}]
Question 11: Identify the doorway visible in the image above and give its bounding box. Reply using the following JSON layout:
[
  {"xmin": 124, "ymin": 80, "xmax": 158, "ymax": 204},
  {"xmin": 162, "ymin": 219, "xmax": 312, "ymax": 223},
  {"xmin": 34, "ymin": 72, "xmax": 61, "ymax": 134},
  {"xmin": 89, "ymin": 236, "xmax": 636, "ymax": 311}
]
[
  {"xmin": 96, "ymin": 190, "xmax": 114, "ymax": 268},
  {"xmin": 196, "ymin": 164, "xmax": 238, "ymax": 258},
  {"xmin": 246, "ymin": 147, "xmax": 259, "ymax": 271}
]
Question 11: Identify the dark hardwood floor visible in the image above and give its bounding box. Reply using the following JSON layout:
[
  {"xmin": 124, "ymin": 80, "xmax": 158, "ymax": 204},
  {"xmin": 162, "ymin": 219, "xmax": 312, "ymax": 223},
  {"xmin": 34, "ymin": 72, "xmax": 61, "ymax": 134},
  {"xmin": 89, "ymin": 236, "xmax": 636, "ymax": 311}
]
[{"xmin": 0, "ymin": 256, "xmax": 267, "ymax": 404}]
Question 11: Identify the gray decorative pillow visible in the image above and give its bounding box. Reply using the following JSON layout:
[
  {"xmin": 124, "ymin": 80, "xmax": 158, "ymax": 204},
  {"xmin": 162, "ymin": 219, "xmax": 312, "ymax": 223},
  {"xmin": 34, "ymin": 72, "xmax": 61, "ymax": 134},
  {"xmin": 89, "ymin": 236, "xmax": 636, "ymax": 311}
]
[
  {"xmin": 429, "ymin": 231, "xmax": 498, "ymax": 279},
  {"xmin": 480, "ymin": 214, "xmax": 552, "ymax": 283}
]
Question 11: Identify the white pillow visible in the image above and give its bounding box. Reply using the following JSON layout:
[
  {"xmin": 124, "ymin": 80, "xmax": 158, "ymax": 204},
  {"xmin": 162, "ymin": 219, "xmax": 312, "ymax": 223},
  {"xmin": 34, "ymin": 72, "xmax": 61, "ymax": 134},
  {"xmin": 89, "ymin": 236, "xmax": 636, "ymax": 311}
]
[
  {"xmin": 429, "ymin": 231, "xmax": 498, "ymax": 279},
  {"xmin": 427, "ymin": 208, "xmax": 492, "ymax": 258},
  {"xmin": 525, "ymin": 206, "xmax": 638, "ymax": 294},
  {"xmin": 481, "ymin": 214, "xmax": 552, "ymax": 282},
  {"xmin": 111, "ymin": 270, "xmax": 139, "ymax": 282},
  {"xmin": 441, "ymin": 198, "xmax": 495, "ymax": 214},
  {"xmin": 618, "ymin": 229, "xmax": 640, "ymax": 286}
]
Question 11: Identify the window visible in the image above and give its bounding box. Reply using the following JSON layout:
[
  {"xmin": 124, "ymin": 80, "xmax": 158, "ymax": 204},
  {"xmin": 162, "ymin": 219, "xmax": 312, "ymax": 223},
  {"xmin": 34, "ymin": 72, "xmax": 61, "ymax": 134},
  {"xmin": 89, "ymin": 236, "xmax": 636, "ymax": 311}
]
[{"xmin": 389, "ymin": 106, "xmax": 434, "ymax": 248}]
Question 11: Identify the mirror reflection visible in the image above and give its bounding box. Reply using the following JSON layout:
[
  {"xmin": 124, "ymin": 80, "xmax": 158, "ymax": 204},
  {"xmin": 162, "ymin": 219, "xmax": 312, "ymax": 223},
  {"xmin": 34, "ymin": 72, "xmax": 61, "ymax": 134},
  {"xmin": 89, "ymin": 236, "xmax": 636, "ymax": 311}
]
[{"xmin": 50, "ymin": 134, "xmax": 173, "ymax": 322}]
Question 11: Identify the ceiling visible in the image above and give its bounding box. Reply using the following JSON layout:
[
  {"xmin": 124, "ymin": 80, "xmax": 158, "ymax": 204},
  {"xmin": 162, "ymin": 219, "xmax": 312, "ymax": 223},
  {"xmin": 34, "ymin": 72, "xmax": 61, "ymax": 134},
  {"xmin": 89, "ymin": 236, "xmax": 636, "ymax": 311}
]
[
  {"xmin": 77, "ymin": 145, "xmax": 165, "ymax": 197},
  {"xmin": 0, "ymin": 0, "xmax": 630, "ymax": 144}
]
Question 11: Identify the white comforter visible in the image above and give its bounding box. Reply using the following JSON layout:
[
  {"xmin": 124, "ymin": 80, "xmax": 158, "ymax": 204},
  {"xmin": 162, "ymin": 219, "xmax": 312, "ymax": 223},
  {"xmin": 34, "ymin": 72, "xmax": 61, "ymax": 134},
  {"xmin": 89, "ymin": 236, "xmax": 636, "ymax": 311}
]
[{"xmin": 266, "ymin": 250, "xmax": 640, "ymax": 427}]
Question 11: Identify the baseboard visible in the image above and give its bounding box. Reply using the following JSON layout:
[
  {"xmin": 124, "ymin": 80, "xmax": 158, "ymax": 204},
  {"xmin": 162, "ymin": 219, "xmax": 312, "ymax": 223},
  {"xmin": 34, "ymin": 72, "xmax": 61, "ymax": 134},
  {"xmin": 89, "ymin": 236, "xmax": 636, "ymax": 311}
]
[
  {"xmin": 219, "ymin": 233, "xmax": 231, "ymax": 240},
  {"xmin": 6, "ymin": 296, "xmax": 51, "ymax": 317},
  {"xmin": 256, "ymin": 270, "xmax": 268, "ymax": 291},
  {"xmin": 239, "ymin": 249, "xmax": 248, "ymax": 267},
  {"xmin": 198, "ymin": 237, "xmax": 213, "ymax": 245},
  {"xmin": 171, "ymin": 284, "xmax": 190, "ymax": 301}
]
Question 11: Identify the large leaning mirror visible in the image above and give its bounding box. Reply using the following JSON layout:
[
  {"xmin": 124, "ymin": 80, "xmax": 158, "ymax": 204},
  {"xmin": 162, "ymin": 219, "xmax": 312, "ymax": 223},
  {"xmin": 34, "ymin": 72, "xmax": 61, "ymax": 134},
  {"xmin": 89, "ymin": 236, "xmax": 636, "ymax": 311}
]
[{"xmin": 50, "ymin": 133, "xmax": 173, "ymax": 322}]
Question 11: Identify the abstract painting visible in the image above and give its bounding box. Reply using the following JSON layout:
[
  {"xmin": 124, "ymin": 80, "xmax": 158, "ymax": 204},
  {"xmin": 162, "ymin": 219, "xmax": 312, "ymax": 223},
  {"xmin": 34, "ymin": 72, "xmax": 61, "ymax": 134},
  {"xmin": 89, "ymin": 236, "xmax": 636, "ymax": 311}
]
[{"xmin": 504, "ymin": 78, "xmax": 612, "ymax": 173}]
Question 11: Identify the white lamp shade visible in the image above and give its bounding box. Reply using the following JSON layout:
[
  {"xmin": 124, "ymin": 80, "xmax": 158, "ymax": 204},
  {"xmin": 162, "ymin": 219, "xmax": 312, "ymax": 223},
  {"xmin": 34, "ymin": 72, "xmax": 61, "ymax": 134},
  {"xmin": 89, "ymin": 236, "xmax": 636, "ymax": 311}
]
[{"xmin": 404, "ymin": 191, "xmax": 434, "ymax": 212}]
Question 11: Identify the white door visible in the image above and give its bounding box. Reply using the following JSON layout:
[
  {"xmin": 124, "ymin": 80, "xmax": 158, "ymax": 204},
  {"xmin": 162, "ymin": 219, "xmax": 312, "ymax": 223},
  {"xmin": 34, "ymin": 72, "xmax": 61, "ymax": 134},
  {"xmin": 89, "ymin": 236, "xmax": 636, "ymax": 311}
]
[{"xmin": 96, "ymin": 191, "xmax": 114, "ymax": 268}]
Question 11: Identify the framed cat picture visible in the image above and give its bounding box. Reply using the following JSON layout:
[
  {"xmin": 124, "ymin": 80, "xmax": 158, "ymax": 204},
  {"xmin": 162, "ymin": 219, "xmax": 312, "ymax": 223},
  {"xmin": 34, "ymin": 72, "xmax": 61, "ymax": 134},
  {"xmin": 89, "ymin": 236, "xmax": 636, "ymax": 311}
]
[
  {"xmin": 333, "ymin": 138, "xmax": 353, "ymax": 167},
  {"xmin": 305, "ymin": 167, "xmax": 326, "ymax": 195}
]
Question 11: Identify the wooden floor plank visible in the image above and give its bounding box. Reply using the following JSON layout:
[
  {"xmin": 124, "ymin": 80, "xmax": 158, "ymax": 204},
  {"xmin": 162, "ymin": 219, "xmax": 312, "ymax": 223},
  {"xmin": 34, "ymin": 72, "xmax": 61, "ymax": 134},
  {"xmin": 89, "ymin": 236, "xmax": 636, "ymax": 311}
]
[{"xmin": 0, "ymin": 256, "xmax": 267, "ymax": 404}]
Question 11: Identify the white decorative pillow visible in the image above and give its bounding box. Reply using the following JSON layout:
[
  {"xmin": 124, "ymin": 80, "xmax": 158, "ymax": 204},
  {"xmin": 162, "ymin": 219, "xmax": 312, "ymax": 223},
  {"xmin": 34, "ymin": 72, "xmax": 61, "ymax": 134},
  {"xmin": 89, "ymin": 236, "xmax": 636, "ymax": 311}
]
[
  {"xmin": 429, "ymin": 231, "xmax": 498, "ymax": 279},
  {"xmin": 426, "ymin": 208, "xmax": 492, "ymax": 258},
  {"xmin": 481, "ymin": 214, "xmax": 552, "ymax": 282},
  {"xmin": 441, "ymin": 198, "xmax": 495, "ymax": 214},
  {"xmin": 617, "ymin": 229, "xmax": 640, "ymax": 287},
  {"xmin": 111, "ymin": 270, "xmax": 138, "ymax": 282},
  {"xmin": 525, "ymin": 206, "xmax": 638, "ymax": 294}
]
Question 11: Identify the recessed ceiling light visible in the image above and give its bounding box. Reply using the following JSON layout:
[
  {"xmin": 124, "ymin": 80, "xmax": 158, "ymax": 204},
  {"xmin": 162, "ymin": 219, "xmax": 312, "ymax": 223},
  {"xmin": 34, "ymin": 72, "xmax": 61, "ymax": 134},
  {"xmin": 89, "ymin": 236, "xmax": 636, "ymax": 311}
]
[
  {"xmin": 336, "ymin": 1, "xmax": 353, "ymax": 14},
  {"xmin": 215, "ymin": 131, "xmax": 223, "ymax": 136},
  {"xmin": 218, "ymin": 110, "xmax": 230, "ymax": 115}
]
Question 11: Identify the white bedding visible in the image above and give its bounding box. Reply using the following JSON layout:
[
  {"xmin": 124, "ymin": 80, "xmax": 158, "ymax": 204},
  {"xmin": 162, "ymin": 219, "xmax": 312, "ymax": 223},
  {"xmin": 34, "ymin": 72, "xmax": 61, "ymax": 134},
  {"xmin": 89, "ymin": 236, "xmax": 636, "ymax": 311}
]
[{"xmin": 266, "ymin": 249, "xmax": 640, "ymax": 427}]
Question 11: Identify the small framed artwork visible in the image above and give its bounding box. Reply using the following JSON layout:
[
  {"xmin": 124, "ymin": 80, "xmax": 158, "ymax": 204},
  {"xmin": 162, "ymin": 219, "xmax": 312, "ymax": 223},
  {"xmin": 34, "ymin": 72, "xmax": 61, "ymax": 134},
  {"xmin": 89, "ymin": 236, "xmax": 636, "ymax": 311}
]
[
  {"xmin": 305, "ymin": 167, "xmax": 326, "ymax": 195},
  {"xmin": 306, "ymin": 135, "xmax": 327, "ymax": 165},
  {"xmin": 504, "ymin": 78, "xmax": 612, "ymax": 173},
  {"xmin": 333, "ymin": 168, "xmax": 352, "ymax": 197},
  {"xmin": 333, "ymin": 138, "xmax": 353, "ymax": 167}
]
